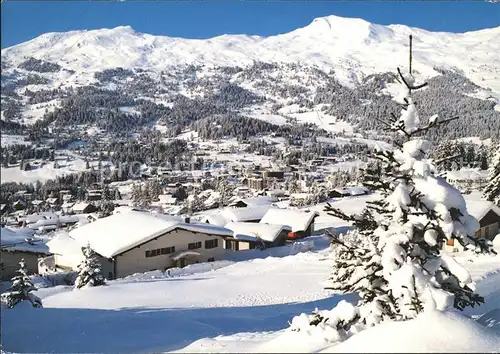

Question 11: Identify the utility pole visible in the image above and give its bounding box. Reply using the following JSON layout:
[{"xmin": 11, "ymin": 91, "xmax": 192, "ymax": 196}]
[{"xmin": 409, "ymin": 34, "xmax": 413, "ymax": 75}]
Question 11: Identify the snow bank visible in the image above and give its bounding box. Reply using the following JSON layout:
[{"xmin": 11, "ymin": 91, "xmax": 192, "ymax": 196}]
[
  {"xmin": 120, "ymin": 260, "xmax": 235, "ymax": 282},
  {"xmin": 322, "ymin": 310, "xmax": 500, "ymax": 353}
]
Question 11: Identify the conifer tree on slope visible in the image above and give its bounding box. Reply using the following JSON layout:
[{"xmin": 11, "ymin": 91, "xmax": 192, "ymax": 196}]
[
  {"xmin": 1, "ymin": 259, "xmax": 42, "ymax": 308},
  {"xmin": 290, "ymin": 37, "xmax": 494, "ymax": 338},
  {"xmin": 74, "ymin": 244, "xmax": 106, "ymax": 289},
  {"xmin": 482, "ymin": 142, "xmax": 500, "ymax": 206}
]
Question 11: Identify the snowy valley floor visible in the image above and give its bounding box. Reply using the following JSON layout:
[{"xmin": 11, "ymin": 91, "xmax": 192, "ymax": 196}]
[{"xmin": 2, "ymin": 237, "xmax": 500, "ymax": 353}]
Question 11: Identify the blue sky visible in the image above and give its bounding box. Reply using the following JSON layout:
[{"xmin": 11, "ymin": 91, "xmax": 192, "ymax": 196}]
[{"xmin": 2, "ymin": 1, "xmax": 499, "ymax": 48}]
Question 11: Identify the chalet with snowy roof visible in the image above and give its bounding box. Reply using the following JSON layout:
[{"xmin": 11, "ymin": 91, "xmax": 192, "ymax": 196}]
[
  {"xmin": 44, "ymin": 211, "xmax": 233, "ymax": 279},
  {"xmin": 158, "ymin": 194, "xmax": 178, "ymax": 206},
  {"xmin": 260, "ymin": 208, "xmax": 319, "ymax": 240},
  {"xmin": 467, "ymin": 201, "xmax": 500, "ymax": 240},
  {"xmin": 444, "ymin": 200, "xmax": 500, "ymax": 252},
  {"xmin": 72, "ymin": 202, "xmax": 98, "ymax": 214},
  {"xmin": 224, "ymin": 222, "xmax": 291, "ymax": 251},
  {"xmin": 46, "ymin": 197, "xmax": 59, "ymax": 207},
  {"xmin": 228, "ymin": 195, "xmax": 278, "ymax": 208},
  {"xmin": 1, "ymin": 227, "xmax": 50, "ymax": 280},
  {"xmin": 220, "ymin": 205, "xmax": 272, "ymax": 223}
]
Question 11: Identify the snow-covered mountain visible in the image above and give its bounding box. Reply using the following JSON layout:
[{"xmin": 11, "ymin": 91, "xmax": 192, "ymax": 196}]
[{"xmin": 2, "ymin": 15, "xmax": 500, "ymax": 93}]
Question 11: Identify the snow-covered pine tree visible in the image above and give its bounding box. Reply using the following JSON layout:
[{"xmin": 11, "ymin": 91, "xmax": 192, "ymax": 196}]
[
  {"xmin": 216, "ymin": 178, "xmax": 234, "ymax": 208},
  {"xmin": 310, "ymin": 181, "xmax": 328, "ymax": 205},
  {"xmin": 74, "ymin": 245, "xmax": 106, "ymax": 289},
  {"xmin": 1, "ymin": 259, "xmax": 42, "ymax": 308},
  {"xmin": 482, "ymin": 142, "xmax": 500, "ymax": 206},
  {"xmin": 131, "ymin": 183, "xmax": 142, "ymax": 207},
  {"xmin": 147, "ymin": 179, "xmax": 162, "ymax": 202},
  {"xmin": 290, "ymin": 36, "xmax": 494, "ymax": 338}
]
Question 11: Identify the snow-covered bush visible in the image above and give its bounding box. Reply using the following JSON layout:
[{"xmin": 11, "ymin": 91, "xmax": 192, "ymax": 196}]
[
  {"xmin": 31, "ymin": 271, "xmax": 77, "ymax": 289},
  {"xmin": 1, "ymin": 259, "xmax": 42, "ymax": 308},
  {"xmin": 289, "ymin": 300, "xmax": 362, "ymax": 343},
  {"xmin": 290, "ymin": 42, "xmax": 494, "ymax": 343},
  {"xmin": 74, "ymin": 245, "xmax": 106, "ymax": 289}
]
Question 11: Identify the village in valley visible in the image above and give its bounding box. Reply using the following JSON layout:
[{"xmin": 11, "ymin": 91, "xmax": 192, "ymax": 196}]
[{"xmin": 1, "ymin": 4, "xmax": 500, "ymax": 353}]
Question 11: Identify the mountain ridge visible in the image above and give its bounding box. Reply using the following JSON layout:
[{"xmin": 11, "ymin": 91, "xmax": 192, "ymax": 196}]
[{"xmin": 2, "ymin": 14, "xmax": 499, "ymax": 95}]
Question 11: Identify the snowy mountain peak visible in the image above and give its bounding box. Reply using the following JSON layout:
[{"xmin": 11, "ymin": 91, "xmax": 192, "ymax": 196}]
[{"xmin": 298, "ymin": 15, "xmax": 395, "ymax": 43}]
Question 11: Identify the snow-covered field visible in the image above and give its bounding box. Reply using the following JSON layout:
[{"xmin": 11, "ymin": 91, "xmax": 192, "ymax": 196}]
[
  {"xmin": 0, "ymin": 156, "xmax": 100, "ymax": 184},
  {"xmin": 1, "ymin": 134, "xmax": 32, "ymax": 147},
  {"xmin": 2, "ymin": 235, "xmax": 500, "ymax": 353}
]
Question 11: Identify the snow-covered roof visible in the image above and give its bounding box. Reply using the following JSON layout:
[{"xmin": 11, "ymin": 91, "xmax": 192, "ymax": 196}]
[
  {"xmin": 221, "ymin": 205, "xmax": 271, "ymax": 222},
  {"xmin": 225, "ymin": 222, "xmax": 291, "ymax": 243},
  {"xmin": 465, "ymin": 200, "xmax": 500, "ymax": 221},
  {"xmin": 25, "ymin": 215, "xmax": 80, "ymax": 229},
  {"xmin": 0, "ymin": 227, "xmax": 50, "ymax": 254},
  {"xmin": 198, "ymin": 214, "xmax": 229, "ymax": 227},
  {"xmin": 446, "ymin": 169, "xmax": 489, "ymax": 181},
  {"xmin": 346, "ymin": 186, "xmax": 369, "ymax": 196},
  {"xmin": 68, "ymin": 211, "xmax": 232, "ymax": 258},
  {"xmin": 46, "ymin": 232, "xmax": 84, "ymax": 256},
  {"xmin": 72, "ymin": 202, "xmax": 92, "ymax": 211},
  {"xmin": 260, "ymin": 208, "xmax": 319, "ymax": 232},
  {"xmin": 229, "ymin": 195, "xmax": 278, "ymax": 207},
  {"xmin": 158, "ymin": 194, "xmax": 177, "ymax": 205},
  {"xmin": 333, "ymin": 186, "xmax": 369, "ymax": 196},
  {"xmin": 23, "ymin": 214, "xmax": 49, "ymax": 224}
]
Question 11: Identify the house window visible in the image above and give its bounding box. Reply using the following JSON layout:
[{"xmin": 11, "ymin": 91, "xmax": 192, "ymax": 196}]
[
  {"xmin": 205, "ymin": 239, "xmax": 219, "ymax": 249},
  {"xmin": 446, "ymin": 239, "xmax": 455, "ymax": 246},
  {"xmin": 208, "ymin": 257, "xmax": 215, "ymax": 262},
  {"xmin": 475, "ymin": 229, "xmax": 481, "ymax": 237},
  {"xmin": 484, "ymin": 226, "xmax": 489, "ymax": 238},
  {"xmin": 188, "ymin": 242, "xmax": 202, "ymax": 250},
  {"xmin": 162, "ymin": 246, "xmax": 175, "ymax": 254},
  {"xmin": 146, "ymin": 246, "xmax": 175, "ymax": 257}
]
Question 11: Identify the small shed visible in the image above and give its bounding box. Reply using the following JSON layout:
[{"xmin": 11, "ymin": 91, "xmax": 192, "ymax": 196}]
[{"xmin": 72, "ymin": 202, "xmax": 99, "ymax": 215}]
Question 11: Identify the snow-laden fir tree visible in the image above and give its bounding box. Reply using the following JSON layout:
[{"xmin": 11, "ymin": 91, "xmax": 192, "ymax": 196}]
[
  {"xmin": 290, "ymin": 38, "xmax": 494, "ymax": 340},
  {"xmin": 1, "ymin": 259, "xmax": 42, "ymax": 308},
  {"xmin": 131, "ymin": 183, "xmax": 143, "ymax": 207},
  {"xmin": 482, "ymin": 142, "xmax": 500, "ymax": 206},
  {"xmin": 74, "ymin": 244, "xmax": 106, "ymax": 289},
  {"xmin": 146, "ymin": 179, "xmax": 162, "ymax": 202},
  {"xmin": 216, "ymin": 178, "xmax": 234, "ymax": 208}
]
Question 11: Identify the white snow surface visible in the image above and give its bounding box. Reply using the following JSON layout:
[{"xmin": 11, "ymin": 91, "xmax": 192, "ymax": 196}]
[{"xmin": 324, "ymin": 310, "xmax": 500, "ymax": 353}]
